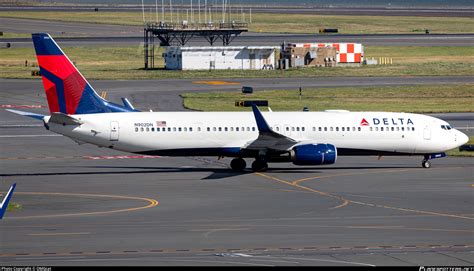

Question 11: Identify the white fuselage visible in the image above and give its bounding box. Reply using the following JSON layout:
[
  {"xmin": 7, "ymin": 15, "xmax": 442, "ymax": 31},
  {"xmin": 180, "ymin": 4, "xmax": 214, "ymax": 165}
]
[{"xmin": 45, "ymin": 111, "xmax": 467, "ymax": 156}]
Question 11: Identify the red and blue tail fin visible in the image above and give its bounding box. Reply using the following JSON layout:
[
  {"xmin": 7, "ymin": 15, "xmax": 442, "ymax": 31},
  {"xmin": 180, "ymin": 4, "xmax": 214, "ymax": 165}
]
[{"xmin": 32, "ymin": 33, "xmax": 136, "ymax": 114}]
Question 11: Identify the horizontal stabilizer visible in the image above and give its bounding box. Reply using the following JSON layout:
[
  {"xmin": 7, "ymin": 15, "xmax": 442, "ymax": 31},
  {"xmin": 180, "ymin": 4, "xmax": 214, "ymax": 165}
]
[
  {"xmin": 5, "ymin": 109, "xmax": 45, "ymax": 120},
  {"xmin": 0, "ymin": 183, "xmax": 17, "ymax": 219},
  {"xmin": 49, "ymin": 112, "xmax": 83, "ymax": 125}
]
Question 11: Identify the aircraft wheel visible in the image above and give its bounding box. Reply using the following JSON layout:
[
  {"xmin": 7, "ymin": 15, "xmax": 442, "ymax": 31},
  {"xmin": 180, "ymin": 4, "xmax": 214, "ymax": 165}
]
[
  {"xmin": 251, "ymin": 160, "xmax": 268, "ymax": 172},
  {"xmin": 230, "ymin": 158, "xmax": 246, "ymax": 171},
  {"xmin": 422, "ymin": 160, "xmax": 431, "ymax": 168}
]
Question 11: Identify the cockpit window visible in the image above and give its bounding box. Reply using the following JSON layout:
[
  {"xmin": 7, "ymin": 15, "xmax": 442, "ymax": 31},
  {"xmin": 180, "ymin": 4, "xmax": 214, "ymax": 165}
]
[{"xmin": 441, "ymin": 125, "xmax": 453, "ymax": 130}]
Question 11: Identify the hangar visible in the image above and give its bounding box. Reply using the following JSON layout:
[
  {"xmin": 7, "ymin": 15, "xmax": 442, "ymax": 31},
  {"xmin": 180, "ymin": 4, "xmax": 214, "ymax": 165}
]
[{"xmin": 164, "ymin": 46, "xmax": 276, "ymax": 70}]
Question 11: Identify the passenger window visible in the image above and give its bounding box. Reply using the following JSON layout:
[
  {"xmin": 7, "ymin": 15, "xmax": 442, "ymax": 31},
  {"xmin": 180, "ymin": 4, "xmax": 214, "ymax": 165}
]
[
  {"xmin": 236, "ymin": 127, "xmax": 239, "ymax": 132},
  {"xmin": 224, "ymin": 127, "xmax": 228, "ymax": 132},
  {"xmin": 207, "ymin": 127, "xmax": 210, "ymax": 132},
  {"xmin": 358, "ymin": 127, "xmax": 361, "ymax": 131},
  {"xmin": 313, "ymin": 127, "xmax": 316, "ymax": 131},
  {"xmin": 296, "ymin": 127, "xmax": 300, "ymax": 132},
  {"xmin": 330, "ymin": 127, "xmax": 333, "ymax": 131},
  {"xmin": 183, "ymin": 127, "xmax": 187, "ymax": 132},
  {"xmin": 370, "ymin": 127, "xmax": 373, "ymax": 131},
  {"xmin": 141, "ymin": 127, "xmax": 144, "ymax": 132},
  {"xmin": 291, "ymin": 127, "xmax": 295, "ymax": 131},
  {"xmin": 151, "ymin": 128, "xmax": 155, "ymax": 132},
  {"xmin": 146, "ymin": 128, "xmax": 149, "ymax": 132},
  {"xmin": 247, "ymin": 127, "xmax": 250, "ymax": 131},
  {"xmin": 157, "ymin": 127, "xmax": 160, "ymax": 132},
  {"xmin": 352, "ymin": 127, "xmax": 355, "ymax": 131},
  {"xmin": 318, "ymin": 127, "xmax": 322, "ymax": 132},
  {"xmin": 135, "ymin": 127, "xmax": 138, "ymax": 132},
  {"xmin": 381, "ymin": 127, "xmax": 384, "ymax": 131},
  {"xmin": 396, "ymin": 127, "xmax": 399, "ymax": 131},
  {"xmin": 302, "ymin": 127, "xmax": 305, "ymax": 132},
  {"xmin": 324, "ymin": 127, "xmax": 328, "ymax": 131},
  {"xmin": 218, "ymin": 127, "xmax": 222, "ymax": 132},
  {"xmin": 412, "ymin": 127, "xmax": 415, "ymax": 131},
  {"xmin": 286, "ymin": 127, "xmax": 289, "ymax": 131},
  {"xmin": 178, "ymin": 127, "xmax": 182, "ymax": 132},
  {"xmin": 336, "ymin": 127, "xmax": 339, "ymax": 132},
  {"xmin": 341, "ymin": 127, "xmax": 345, "ymax": 131},
  {"xmin": 391, "ymin": 127, "xmax": 394, "ymax": 131},
  {"xmin": 213, "ymin": 127, "xmax": 216, "ymax": 131},
  {"xmin": 252, "ymin": 127, "xmax": 256, "ymax": 131},
  {"xmin": 230, "ymin": 127, "xmax": 234, "ymax": 131},
  {"xmin": 401, "ymin": 127, "xmax": 404, "ymax": 131},
  {"xmin": 172, "ymin": 127, "xmax": 176, "ymax": 132},
  {"xmin": 375, "ymin": 127, "xmax": 378, "ymax": 131}
]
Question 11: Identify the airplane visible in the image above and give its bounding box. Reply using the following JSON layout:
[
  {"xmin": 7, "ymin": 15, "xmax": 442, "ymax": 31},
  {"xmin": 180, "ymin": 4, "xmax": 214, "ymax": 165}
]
[
  {"xmin": 6, "ymin": 33, "xmax": 469, "ymax": 172},
  {"xmin": 0, "ymin": 183, "xmax": 17, "ymax": 219}
]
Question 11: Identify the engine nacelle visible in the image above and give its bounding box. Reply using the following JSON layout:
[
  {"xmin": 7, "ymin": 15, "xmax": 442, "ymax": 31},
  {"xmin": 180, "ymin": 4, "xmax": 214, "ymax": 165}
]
[{"xmin": 291, "ymin": 144, "xmax": 337, "ymax": 165}]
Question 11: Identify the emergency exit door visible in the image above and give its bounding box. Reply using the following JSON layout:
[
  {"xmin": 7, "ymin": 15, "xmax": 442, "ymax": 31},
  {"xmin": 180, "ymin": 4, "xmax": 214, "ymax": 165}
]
[{"xmin": 423, "ymin": 127, "xmax": 431, "ymax": 140}]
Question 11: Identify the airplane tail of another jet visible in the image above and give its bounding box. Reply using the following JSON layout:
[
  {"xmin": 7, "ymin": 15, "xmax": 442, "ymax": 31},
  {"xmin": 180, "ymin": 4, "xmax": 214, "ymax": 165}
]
[
  {"xmin": 32, "ymin": 33, "xmax": 135, "ymax": 115},
  {"xmin": 0, "ymin": 183, "xmax": 16, "ymax": 219}
]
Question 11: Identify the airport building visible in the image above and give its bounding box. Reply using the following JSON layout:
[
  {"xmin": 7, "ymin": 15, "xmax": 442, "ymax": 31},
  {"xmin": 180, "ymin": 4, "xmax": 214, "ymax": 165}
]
[
  {"xmin": 164, "ymin": 46, "xmax": 276, "ymax": 70},
  {"xmin": 282, "ymin": 43, "xmax": 365, "ymax": 67}
]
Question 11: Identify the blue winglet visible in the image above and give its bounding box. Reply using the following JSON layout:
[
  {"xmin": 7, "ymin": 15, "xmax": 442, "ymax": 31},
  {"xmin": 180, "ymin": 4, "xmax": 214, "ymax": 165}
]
[
  {"xmin": 0, "ymin": 183, "xmax": 17, "ymax": 219},
  {"xmin": 251, "ymin": 104, "xmax": 272, "ymax": 133}
]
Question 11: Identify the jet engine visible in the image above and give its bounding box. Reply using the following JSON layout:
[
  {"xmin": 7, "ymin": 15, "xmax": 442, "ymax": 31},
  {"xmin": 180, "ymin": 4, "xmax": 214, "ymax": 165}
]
[{"xmin": 290, "ymin": 144, "xmax": 337, "ymax": 165}]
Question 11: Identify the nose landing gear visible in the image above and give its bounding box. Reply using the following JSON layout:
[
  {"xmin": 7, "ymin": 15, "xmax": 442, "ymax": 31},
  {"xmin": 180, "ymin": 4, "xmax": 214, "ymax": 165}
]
[
  {"xmin": 421, "ymin": 153, "xmax": 446, "ymax": 168},
  {"xmin": 422, "ymin": 159, "xmax": 431, "ymax": 168}
]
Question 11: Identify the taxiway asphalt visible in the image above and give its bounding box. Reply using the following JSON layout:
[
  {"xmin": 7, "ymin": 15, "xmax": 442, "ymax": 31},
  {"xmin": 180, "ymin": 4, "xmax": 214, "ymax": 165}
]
[{"xmin": 0, "ymin": 79, "xmax": 473, "ymax": 266}]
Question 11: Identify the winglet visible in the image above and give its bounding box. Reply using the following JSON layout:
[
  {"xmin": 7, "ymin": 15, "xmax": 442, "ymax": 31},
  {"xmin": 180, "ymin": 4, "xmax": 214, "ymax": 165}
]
[
  {"xmin": 251, "ymin": 104, "xmax": 272, "ymax": 133},
  {"xmin": 121, "ymin": 97, "xmax": 136, "ymax": 111},
  {"xmin": 0, "ymin": 183, "xmax": 17, "ymax": 219}
]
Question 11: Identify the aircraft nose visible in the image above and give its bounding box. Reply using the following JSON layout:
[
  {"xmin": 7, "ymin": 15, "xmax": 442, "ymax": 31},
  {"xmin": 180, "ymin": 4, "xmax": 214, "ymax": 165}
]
[{"xmin": 458, "ymin": 131, "xmax": 469, "ymax": 145}]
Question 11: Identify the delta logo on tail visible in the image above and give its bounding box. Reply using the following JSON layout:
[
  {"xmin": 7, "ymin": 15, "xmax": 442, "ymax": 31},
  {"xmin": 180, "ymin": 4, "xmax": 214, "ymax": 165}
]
[
  {"xmin": 32, "ymin": 33, "xmax": 137, "ymax": 115},
  {"xmin": 360, "ymin": 118, "xmax": 369, "ymax": 126}
]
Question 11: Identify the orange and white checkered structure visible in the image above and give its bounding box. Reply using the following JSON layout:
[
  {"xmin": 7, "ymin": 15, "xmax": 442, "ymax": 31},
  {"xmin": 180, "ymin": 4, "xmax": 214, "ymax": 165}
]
[{"xmin": 287, "ymin": 43, "xmax": 364, "ymax": 63}]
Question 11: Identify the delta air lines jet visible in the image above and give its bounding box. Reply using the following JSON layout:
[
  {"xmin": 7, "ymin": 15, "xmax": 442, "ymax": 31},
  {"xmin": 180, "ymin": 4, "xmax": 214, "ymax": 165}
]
[{"xmin": 7, "ymin": 33, "xmax": 469, "ymax": 171}]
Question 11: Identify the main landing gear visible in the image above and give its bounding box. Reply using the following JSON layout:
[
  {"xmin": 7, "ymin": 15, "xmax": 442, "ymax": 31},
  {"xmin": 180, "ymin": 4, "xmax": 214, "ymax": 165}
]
[
  {"xmin": 230, "ymin": 158, "xmax": 269, "ymax": 172},
  {"xmin": 230, "ymin": 158, "xmax": 246, "ymax": 171},
  {"xmin": 251, "ymin": 159, "xmax": 268, "ymax": 172}
]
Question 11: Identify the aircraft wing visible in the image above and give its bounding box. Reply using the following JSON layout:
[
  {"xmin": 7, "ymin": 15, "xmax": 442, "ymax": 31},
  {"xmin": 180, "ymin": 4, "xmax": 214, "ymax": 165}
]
[
  {"xmin": 242, "ymin": 105, "xmax": 298, "ymax": 152},
  {"xmin": 0, "ymin": 183, "xmax": 17, "ymax": 219}
]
